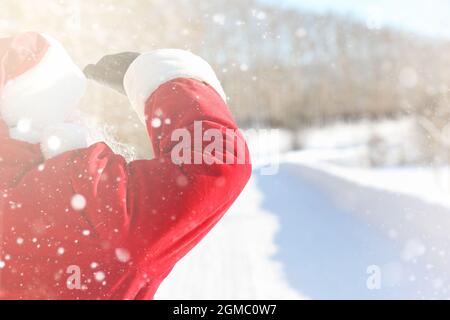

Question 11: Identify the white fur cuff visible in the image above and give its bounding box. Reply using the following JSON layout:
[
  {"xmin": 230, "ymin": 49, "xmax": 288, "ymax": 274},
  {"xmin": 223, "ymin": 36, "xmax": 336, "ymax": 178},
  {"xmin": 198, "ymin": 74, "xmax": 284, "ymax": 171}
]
[
  {"xmin": 123, "ymin": 49, "xmax": 226, "ymax": 124},
  {"xmin": 40, "ymin": 123, "xmax": 89, "ymax": 160}
]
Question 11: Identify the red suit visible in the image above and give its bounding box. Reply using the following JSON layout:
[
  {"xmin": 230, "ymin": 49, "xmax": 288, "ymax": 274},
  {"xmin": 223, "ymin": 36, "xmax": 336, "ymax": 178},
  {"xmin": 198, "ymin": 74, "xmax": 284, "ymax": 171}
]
[{"xmin": 0, "ymin": 32, "xmax": 251, "ymax": 299}]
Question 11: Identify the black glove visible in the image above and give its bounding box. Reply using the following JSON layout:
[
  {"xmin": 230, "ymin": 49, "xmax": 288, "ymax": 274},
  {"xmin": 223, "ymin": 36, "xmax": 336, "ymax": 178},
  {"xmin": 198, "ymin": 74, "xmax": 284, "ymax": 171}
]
[{"xmin": 84, "ymin": 52, "xmax": 140, "ymax": 95}]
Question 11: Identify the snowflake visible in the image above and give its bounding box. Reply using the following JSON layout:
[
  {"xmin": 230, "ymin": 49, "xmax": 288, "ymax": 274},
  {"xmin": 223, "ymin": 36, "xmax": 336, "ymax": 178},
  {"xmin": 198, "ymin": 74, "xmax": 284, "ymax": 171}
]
[
  {"xmin": 212, "ymin": 14, "xmax": 226, "ymax": 25},
  {"xmin": 46, "ymin": 135, "xmax": 62, "ymax": 151},
  {"xmin": 71, "ymin": 194, "xmax": 87, "ymax": 211},
  {"xmin": 94, "ymin": 271, "xmax": 105, "ymax": 282},
  {"xmin": 115, "ymin": 248, "xmax": 131, "ymax": 263},
  {"xmin": 151, "ymin": 118, "xmax": 162, "ymax": 128}
]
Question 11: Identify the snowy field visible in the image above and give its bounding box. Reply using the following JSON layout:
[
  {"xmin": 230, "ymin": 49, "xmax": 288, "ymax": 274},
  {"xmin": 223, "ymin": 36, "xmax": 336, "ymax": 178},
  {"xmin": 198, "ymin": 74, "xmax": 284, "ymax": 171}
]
[{"xmin": 157, "ymin": 119, "xmax": 450, "ymax": 300}]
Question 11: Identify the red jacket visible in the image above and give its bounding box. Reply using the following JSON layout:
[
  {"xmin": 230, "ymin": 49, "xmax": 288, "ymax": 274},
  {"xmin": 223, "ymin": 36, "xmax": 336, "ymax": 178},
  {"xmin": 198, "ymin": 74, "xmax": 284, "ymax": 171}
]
[{"xmin": 0, "ymin": 32, "xmax": 251, "ymax": 299}]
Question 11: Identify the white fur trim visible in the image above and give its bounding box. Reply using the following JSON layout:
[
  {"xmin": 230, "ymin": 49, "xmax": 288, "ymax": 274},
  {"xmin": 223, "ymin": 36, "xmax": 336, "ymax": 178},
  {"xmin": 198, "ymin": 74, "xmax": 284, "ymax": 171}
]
[
  {"xmin": 0, "ymin": 34, "xmax": 88, "ymax": 159},
  {"xmin": 0, "ymin": 34, "xmax": 86, "ymax": 131},
  {"xmin": 40, "ymin": 123, "xmax": 89, "ymax": 160},
  {"xmin": 123, "ymin": 49, "xmax": 226, "ymax": 124}
]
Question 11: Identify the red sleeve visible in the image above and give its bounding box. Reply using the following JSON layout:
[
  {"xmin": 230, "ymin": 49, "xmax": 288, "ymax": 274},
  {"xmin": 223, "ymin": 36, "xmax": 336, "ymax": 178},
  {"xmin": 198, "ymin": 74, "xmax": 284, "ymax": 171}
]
[
  {"xmin": 125, "ymin": 78, "xmax": 251, "ymax": 278},
  {"xmin": 0, "ymin": 42, "xmax": 250, "ymax": 299}
]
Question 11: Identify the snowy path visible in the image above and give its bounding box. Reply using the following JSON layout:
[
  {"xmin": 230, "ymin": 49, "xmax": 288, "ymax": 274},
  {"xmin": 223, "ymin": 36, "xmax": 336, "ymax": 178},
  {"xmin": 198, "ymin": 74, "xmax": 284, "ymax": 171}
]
[
  {"xmin": 156, "ymin": 176, "xmax": 303, "ymax": 300},
  {"xmin": 157, "ymin": 160, "xmax": 450, "ymax": 299}
]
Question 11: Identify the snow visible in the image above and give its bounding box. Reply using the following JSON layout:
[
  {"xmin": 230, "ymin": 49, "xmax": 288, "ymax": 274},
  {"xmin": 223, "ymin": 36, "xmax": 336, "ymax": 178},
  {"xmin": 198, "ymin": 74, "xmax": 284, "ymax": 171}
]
[
  {"xmin": 298, "ymin": 117, "xmax": 423, "ymax": 166},
  {"xmin": 94, "ymin": 271, "xmax": 105, "ymax": 282},
  {"xmin": 115, "ymin": 248, "xmax": 131, "ymax": 263},
  {"xmin": 157, "ymin": 176, "xmax": 304, "ymax": 300},
  {"xmin": 269, "ymin": 158, "xmax": 450, "ymax": 299},
  {"xmin": 157, "ymin": 119, "xmax": 450, "ymax": 299},
  {"xmin": 71, "ymin": 194, "xmax": 87, "ymax": 211}
]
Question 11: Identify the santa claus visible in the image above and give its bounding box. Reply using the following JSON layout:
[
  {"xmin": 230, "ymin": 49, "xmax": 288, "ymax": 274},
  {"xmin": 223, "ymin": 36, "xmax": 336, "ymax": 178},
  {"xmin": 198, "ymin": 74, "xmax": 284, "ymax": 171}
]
[{"xmin": 0, "ymin": 32, "xmax": 251, "ymax": 299}]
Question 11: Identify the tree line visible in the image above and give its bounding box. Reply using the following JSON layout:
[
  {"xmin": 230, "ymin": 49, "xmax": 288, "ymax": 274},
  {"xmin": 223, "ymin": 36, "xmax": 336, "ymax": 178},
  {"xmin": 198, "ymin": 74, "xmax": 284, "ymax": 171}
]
[{"xmin": 1, "ymin": 0, "xmax": 450, "ymax": 160}]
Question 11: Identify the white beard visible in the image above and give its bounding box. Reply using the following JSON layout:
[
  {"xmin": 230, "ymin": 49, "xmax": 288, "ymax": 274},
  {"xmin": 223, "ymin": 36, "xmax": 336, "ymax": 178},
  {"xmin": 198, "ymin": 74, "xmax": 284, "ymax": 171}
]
[
  {"xmin": 9, "ymin": 111, "xmax": 137, "ymax": 162},
  {"xmin": 78, "ymin": 113, "xmax": 138, "ymax": 162}
]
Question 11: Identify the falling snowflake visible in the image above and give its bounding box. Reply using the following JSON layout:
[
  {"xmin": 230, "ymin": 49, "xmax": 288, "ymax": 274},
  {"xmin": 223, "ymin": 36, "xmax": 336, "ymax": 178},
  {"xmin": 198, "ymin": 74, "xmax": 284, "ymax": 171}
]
[
  {"xmin": 212, "ymin": 14, "xmax": 226, "ymax": 25},
  {"xmin": 402, "ymin": 239, "xmax": 426, "ymax": 262},
  {"xmin": 295, "ymin": 28, "xmax": 307, "ymax": 38},
  {"xmin": 71, "ymin": 194, "xmax": 87, "ymax": 211},
  {"xmin": 115, "ymin": 248, "xmax": 131, "ymax": 263},
  {"xmin": 255, "ymin": 11, "xmax": 266, "ymax": 20},
  {"xmin": 46, "ymin": 135, "xmax": 62, "ymax": 151},
  {"xmin": 151, "ymin": 118, "xmax": 162, "ymax": 128},
  {"xmin": 94, "ymin": 271, "xmax": 105, "ymax": 282},
  {"xmin": 240, "ymin": 63, "xmax": 249, "ymax": 72}
]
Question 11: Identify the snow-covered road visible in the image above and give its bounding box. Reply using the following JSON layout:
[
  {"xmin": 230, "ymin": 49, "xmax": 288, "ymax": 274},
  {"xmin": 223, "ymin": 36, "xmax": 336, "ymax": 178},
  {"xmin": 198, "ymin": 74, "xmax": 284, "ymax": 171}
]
[
  {"xmin": 156, "ymin": 175, "xmax": 303, "ymax": 300},
  {"xmin": 157, "ymin": 158, "xmax": 450, "ymax": 300}
]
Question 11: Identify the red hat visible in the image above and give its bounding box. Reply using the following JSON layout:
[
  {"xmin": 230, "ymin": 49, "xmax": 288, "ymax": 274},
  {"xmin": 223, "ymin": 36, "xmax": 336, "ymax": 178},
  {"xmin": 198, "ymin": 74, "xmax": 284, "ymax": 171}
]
[{"xmin": 0, "ymin": 32, "xmax": 86, "ymax": 132}]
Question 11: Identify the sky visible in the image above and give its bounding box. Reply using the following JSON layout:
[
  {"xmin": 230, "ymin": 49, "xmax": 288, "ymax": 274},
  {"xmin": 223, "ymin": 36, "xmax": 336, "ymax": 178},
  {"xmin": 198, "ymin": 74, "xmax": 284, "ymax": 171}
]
[{"xmin": 265, "ymin": 0, "xmax": 450, "ymax": 39}]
